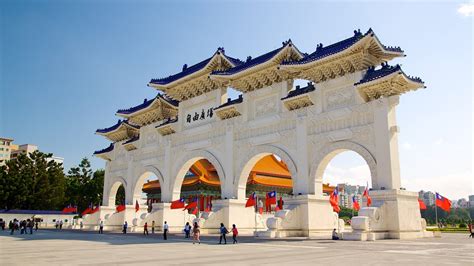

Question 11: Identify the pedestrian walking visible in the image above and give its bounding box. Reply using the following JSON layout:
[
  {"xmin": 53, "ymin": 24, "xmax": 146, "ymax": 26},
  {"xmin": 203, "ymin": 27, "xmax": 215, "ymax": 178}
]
[
  {"xmin": 151, "ymin": 220, "xmax": 155, "ymax": 234},
  {"xmin": 80, "ymin": 221, "xmax": 83, "ymax": 229},
  {"xmin": 55, "ymin": 220, "xmax": 59, "ymax": 229},
  {"xmin": 219, "ymin": 223, "xmax": 228, "ymax": 244},
  {"xmin": 9, "ymin": 220, "xmax": 14, "ymax": 235},
  {"xmin": 144, "ymin": 222, "xmax": 149, "ymax": 235},
  {"xmin": 332, "ymin": 228, "xmax": 340, "ymax": 240},
  {"xmin": 163, "ymin": 221, "xmax": 169, "ymax": 240},
  {"xmin": 468, "ymin": 222, "xmax": 473, "ymax": 238},
  {"xmin": 184, "ymin": 222, "xmax": 191, "ymax": 238},
  {"xmin": 232, "ymin": 224, "xmax": 238, "ymax": 244},
  {"xmin": 35, "ymin": 221, "xmax": 38, "ymax": 231},
  {"xmin": 0, "ymin": 219, "xmax": 5, "ymax": 230},
  {"xmin": 99, "ymin": 221, "xmax": 104, "ymax": 234},
  {"xmin": 192, "ymin": 222, "xmax": 200, "ymax": 244},
  {"xmin": 27, "ymin": 219, "xmax": 33, "ymax": 234},
  {"xmin": 123, "ymin": 221, "xmax": 128, "ymax": 234},
  {"xmin": 59, "ymin": 220, "xmax": 63, "ymax": 230}
]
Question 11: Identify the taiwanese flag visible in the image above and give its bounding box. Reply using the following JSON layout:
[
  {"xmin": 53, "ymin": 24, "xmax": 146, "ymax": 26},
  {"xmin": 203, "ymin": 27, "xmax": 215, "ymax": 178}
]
[
  {"xmin": 329, "ymin": 189, "xmax": 340, "ymax": 213},
  {"xmin": 90, "ymin": 205, "xmax": 100, "ymax": 214},
  {"xmin": 81, "ymin": 203, "xmax": 93, "ymax": 216},
  {"xmin": 116, "ymin": 204, "xmax": 126, "ymax": 213},
  {"xmin": 435, "ymin": 193, "xmax": 451, "ymax": 212},
  {"xmin": 62, "ymin": 204, "xmax": 76, "ymax": 214},
  {"xmin": 418, "ymin": 199, "xmax": 427, "ymax": 210},
  {"xmin": 170, "ymin": 198, "xmax": 185, "ymax": 209},
  {"xmin": 191, "ymin": 207, "xmax": 198, "ymax": 215},
  {"xmin": 352, "ymin": 196, "xmax": 360, "ymax": 211},
  {"xmin": 245, "ymin": 192, "xmax": 256, "ymax": 208},
  {"xmin": 184, "ymin": 198, "xmax": 198, "ymax": 211},
  {"xmin": 266, "ymin": 191, "xmax": 277, "ymax": 205},
  {"xmin": 363, "ymin": 186, "xmax": 372, "ymax": 207},
  {"xmin": 135, "ymin": 200, "xmax": 140, "ymax": 212}
]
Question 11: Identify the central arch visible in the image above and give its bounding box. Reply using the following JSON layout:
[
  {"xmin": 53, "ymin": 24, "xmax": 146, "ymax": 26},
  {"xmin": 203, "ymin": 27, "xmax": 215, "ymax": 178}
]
[
  {"xmin": 310, "ymin": 141, "xmax": 377, "ymax": 195},
  {"xmin": 236, "ymin": 145, "xmax": 297, "ymax": 200},
  {"xmin": 132, "ymin": 166, "xmax": 165, "ymax": 207},
  {"xmin": 170, "ymin": 150, "xmax": 226, "ymax": 201}
]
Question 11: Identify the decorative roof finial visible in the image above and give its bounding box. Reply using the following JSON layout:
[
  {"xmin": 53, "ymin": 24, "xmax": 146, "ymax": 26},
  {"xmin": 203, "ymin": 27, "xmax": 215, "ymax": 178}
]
[
  {"xmin": 246, "ymin": 56, "xmax": 252, "ymax": 62},
  {"xmin": 143, "ymin": 98, "xmax": 147, "ymax": 103},
  {"xmin": 316, "ymin": 43, "xmax": 323, "ymax": 51},
  {"xmin": 182, "ymin": 64, "xmax": 188, "ymax": 71}
]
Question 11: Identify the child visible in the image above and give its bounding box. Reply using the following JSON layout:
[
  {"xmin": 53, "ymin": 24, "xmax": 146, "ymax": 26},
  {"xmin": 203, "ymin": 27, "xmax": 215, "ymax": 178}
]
[
  {"xmin": 232, "ymin": 224, "xmax": 238, "ymax": 244},
  {"xmin": 192, "ymin": 222, "xmax": 200, "ymax": 244}
]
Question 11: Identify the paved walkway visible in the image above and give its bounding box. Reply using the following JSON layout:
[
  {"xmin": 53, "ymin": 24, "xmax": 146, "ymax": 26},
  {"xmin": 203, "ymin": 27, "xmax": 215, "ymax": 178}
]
[{"xmin": 0, "ymin": 229, "xmax": 473, "ymax": 265}]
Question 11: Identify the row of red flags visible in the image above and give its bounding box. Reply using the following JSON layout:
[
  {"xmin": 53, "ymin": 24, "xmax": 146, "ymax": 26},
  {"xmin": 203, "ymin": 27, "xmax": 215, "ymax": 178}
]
[{"xmin": 418, "ymin": 192, "xmax": 452, "ymax": 212}]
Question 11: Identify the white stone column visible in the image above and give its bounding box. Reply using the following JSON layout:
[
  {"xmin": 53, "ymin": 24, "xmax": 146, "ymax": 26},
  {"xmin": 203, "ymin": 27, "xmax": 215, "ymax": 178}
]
[
  {"xmin": 295, "ymin": 117, "xmax": 309, "ymax": 195},
  {"xmin": 372, "ymin": 96, "xmax": 401, "ymax": 190},
  {"xmin": 162, "ymin": 139, "xmax": 173, "ymax": 202},
  {"xmin": 222, "ymin": 124, "xmax": 235, "ymax": 199}
]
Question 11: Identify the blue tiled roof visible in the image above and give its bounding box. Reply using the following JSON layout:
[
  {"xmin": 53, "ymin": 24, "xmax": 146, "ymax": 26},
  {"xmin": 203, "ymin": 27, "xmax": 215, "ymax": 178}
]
[
  {"xmin": 281, "ymin": 82, "xmax": 316, "ymax": 100},
  {"xmin": 149, "ymin": 48, "xmax": 242, "ymax": 86},
  {"xmin": 156, "ymin": 117, "xmax": 178, "ymax": 128},
  {"xmin": 283, "ymin": 29, "xmax": 403, "ymax": 66},
  {"xmin": 93, "ymin": 143, "xmax": 114, "ymax": 155},
  {"xmin": 0, "ymin": 209, "xmax": 76, "ymax": 215},
  {"xmin": 212, "ymin": 40, "xmax": 300, "ymax": 76},
  {"xmin": 96, "ymin": 120, "xmax": 139, "ymax": 134},
  {"xmin": 123, "ymin": 135, "xmax": 139, "ymax": 145},
  {"xmin": 355, "ymin": 63, "xmax": 424, "ymax": 86},
  {"xmin": 214, "ymin": 95, "xmax": 243, "ymax": 110},
  {"xmin": 117, "ymin": 95, "xmax": 178, "ymax": 115}
]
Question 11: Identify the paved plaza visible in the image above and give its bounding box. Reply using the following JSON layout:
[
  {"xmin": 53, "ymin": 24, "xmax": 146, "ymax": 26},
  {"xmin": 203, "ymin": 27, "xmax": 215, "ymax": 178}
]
[{"xmin": 0, "ymin": 230, "xmax": 472, "ymax": 265}]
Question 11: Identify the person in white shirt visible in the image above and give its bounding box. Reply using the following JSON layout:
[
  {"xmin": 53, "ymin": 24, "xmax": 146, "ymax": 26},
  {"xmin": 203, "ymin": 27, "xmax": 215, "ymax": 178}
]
[{"xmin": 163, "ymin": 221, "xmax": 169, "ymax": 240}]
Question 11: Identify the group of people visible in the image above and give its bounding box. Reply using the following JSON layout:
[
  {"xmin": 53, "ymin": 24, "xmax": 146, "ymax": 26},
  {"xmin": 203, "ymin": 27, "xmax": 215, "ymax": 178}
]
[
  {"xmin": 7, "ymin": 219, "xmax": 38, "ymax": 235},
  {"xmin": 120, "ymin": 220, "xmax": 239, "ymax": 244},
  {"xmin": 55, "ymin": 220, "xmax": 64, "ymax": 229}
]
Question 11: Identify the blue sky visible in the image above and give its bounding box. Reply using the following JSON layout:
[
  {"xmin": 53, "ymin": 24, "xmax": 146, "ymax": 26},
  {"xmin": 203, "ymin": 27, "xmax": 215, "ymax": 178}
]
[{"xmin": 1, "ymin": 0, "xmax": 472, "ymax": 199}]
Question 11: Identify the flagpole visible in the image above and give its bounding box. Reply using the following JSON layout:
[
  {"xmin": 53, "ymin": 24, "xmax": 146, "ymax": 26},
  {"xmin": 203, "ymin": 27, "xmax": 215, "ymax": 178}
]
[
  {"xmin": 254, "ymin": 195, "xmax": 258, "ymax": 237},
  {"xmin": 434, "ymin": 193, "xmax": 438, "ymax": 228}
]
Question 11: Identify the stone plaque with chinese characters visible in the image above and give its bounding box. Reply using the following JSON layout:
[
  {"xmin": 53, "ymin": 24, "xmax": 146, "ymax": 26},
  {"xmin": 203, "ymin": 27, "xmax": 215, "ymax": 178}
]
[{"xmin": 184, "ymin": 104, "xmax": 215, "ymax": 127}]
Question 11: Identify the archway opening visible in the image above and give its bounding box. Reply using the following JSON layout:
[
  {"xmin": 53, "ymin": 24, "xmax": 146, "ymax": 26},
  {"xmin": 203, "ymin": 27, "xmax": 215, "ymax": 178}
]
[
  {"xmin": 174, "ymin": 158, "xmax": 223, "ymax": 213},
  {"xmin": 241, "ymin": 153, "xmax": 294, "ymax": 213},
  {"xmin": 115, "ymin": 184, "xmax": 125, "ymax": 205},
  {"xmin": 318, "ymin": 150, "xmax": 371, "ymax": 221},
  {"xmin": 140, "ymin": 173, "xmax": 161, "ymax": 212}
]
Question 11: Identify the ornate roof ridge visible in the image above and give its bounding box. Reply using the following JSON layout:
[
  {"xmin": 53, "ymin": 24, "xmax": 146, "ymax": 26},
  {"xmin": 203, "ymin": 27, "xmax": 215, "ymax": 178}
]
[
  {"xmin": 149, "ymin": 47, "xmax": 242, "ymax": 86},
  {"xmin": 211, "ymin": 40, "xmax": 301, "ymax": 76},
  {"xmin": 282, "ymin": 28, "xmax": 403, "ymax": 66},
  {"xmin": 281, "ymin": 82, "xmax": 316, "ymax": 100},
  {"xmin": 116, "ymin": 94, "xmax": 178, "ymax": 115},
  {"xmin": 96, "ymin": 120, "xmax": 139, "ymax": 134},
  {"xmin": 355, "ymin": 63, "xmax": 424, "ymax": 86},
  {"xmin": 123, "ymin": 135, "xmax": 139, "ymax": 145},
  {"xmin": 93, "ymin": 143, "xmax": 114, "ymax": 155},
  {"xmin": 214, "ymin": 94, "xmax": 243, "ymax": 110}
]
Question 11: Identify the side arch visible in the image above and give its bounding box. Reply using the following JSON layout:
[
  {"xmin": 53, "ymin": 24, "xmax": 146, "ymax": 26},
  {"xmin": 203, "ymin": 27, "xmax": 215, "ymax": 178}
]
[
  {"xmin": 132, "ymin": 165, "xmax": 166, "ymax": 204},
  {"xmin": 235, "ymin": 145, "xmax": 298, "ymax": 200},
  {"xmin": 169, "ymin": 150, "xmax": 226, "ymax": 201},
  {"xmin": 105, "ymin": 176, "xmax": 127, "ymax": 207},
  {"xmin": 309, "ymin": 141, "xmax": 377, "ymax": 195}
]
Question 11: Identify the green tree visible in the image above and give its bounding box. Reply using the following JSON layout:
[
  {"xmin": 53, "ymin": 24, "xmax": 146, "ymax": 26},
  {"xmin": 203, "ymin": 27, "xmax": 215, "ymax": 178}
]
[
  {"xmin": 0, "ymin": 151, "xmax": 65, "ymax": 210},
  {"xmin": 65, "ymin": 158, "xmax": 104, "ymax": 214},
  {"xmin": 115, "ymin": 185, "xmax": 125, "ymax": 205}
]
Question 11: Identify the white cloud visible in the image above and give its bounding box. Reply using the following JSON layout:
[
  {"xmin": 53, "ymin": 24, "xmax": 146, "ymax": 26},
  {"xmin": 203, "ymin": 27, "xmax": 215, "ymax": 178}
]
[
  {"xmin": 402, "ymin": 170, "xmax": 473, "ymax": 200},
  {"xmin": 457, "ymin": 2, "xmax": 474, "ymax": 16},
  {"xmin": 434, "ymin": 138, "xmax": 444, "ymax": 145}
]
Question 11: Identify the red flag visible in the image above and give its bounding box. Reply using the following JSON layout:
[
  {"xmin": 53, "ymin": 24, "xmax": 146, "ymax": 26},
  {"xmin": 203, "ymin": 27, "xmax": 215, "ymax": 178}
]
[
  {"xmin": 275, "ymin": 205, "xmax": 280, "ymax": 212},
  {"xmin": 81, "ymin": 208, "xmax": 92, "ymax": 216},
  {"xmin": 435, "ymin": 193, "xmax": 451, "ymax": 212},
  {"xmin": 258, "ymin": 207, "xmax": 263, "ymax": 214},
  {"xmin": 135, "ymin": 200, "xmax": 140, "ymax": 212},
  {"xmin": 363, "ymin": 186, "xmax": 372, "ymax": 207},
  {"xmin": 116, "ymin": 204, "xmax": 126, "ymax": 213},
  {"xmin": 245, "ymin": 192, "xmax": 256, "ymax": 208},
  {"xmin": 266, "ymin": 191, "xmax": 277, "ymax": 205},
  {"xmin": 90, "ymin": 205, "xmax": 100, "ymax": 214},
  {"xmin": 170, "ymin": 198, "xmax": 185, "ymax": 209},
  {"xmin": 418, "ymin": 199, "xmax": 427, "ymax": 210},
  {"xmin": 62, "ymin": 205, "xmax": 76, "ymax": 214},
  {"xmin": 352, "ymin": 196, "xmax": 360, "ymax": 211},
  {"xmin": 191, "ymin": 207, "xmax": 198, "ymax": 215},
  {"xmin": 329, "ymin": 189, "xmax": 340, "ymax": 213},
  {"xmin": 184, "ymin": 199, "xmax": 198, "ymax": 210}
]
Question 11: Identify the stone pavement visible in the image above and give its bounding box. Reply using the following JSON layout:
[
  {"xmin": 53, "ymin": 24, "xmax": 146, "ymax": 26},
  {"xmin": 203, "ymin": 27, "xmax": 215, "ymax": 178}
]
[{"xmin": 0, "ymin": 229, "xmax": 472, "ymax": 265}]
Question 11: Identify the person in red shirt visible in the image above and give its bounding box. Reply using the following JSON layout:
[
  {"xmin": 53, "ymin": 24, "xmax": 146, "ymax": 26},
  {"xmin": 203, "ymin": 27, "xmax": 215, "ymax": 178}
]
[
  {"xmin": 143, "ymin": 222, "xmax": 149, "ymax": 236},
  {"xmin": 232, "ymin": 224, "xmax": 238, "ymax": 244}
]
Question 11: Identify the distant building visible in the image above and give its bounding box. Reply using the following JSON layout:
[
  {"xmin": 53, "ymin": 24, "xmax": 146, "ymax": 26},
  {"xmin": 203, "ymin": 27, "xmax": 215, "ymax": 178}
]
[
  {"xmin": 419, "ymin": 190, "xmax": 435, "ymax": 206},
  {"xmin": 469, "ymin": 195, "xmax": 474, "ymax": 207},
  {"xmin": 10, "ymin": 144, "xmax": 38, "ymax": 159},
  {"xmin": 0, "ymin": 137, "xmax": 14, "ymax": 166}
]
